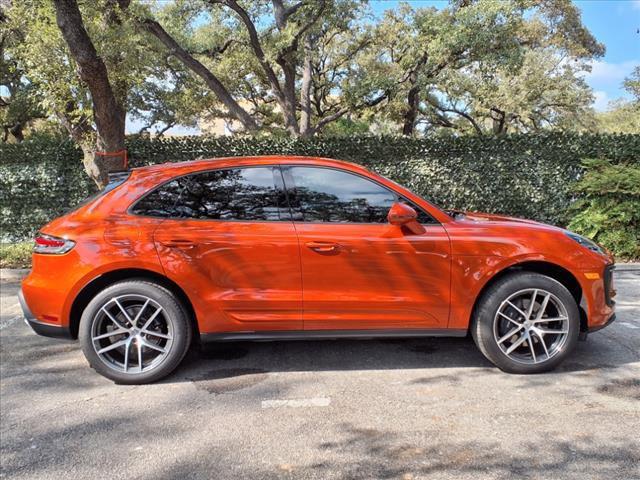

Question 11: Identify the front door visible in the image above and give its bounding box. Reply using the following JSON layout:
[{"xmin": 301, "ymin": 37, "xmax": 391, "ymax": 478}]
[
  {"xmin": 282, "ymin": 166, "xmax": 451, "ymax": 331},
  {"xmin": 147, "ymin": 166, "xmax": 302, "ymax": 333}
]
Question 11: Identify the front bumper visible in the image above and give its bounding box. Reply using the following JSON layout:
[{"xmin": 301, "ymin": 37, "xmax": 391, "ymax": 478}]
[
  {"xmin": 19, "ymin": 289, "xmax": 73, "ymax": 340},
  {"xmin": 588, "ymin": 312, "xmax": 617, "ymax": 333}
]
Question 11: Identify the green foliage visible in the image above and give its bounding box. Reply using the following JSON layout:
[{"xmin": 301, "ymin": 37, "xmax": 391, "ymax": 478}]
[
  {"xmin": 623, "ymin": 66, "xmax": 640, "ymax": 102},
  {"xmin": 596, "ymin": 67, "xmax": 640, "ymax": 135},
  {"xmin": 362, "ymin": 0, "xmax": 603, "ymax": 135},
  {"xmin": 3, "ymin": 0, "xmax": 611, "ymax": 138},
  {"xmin": 596, "ymin": 100, "xmax": 640, "ymax": 134},
  {"xmin": 5, "ymin": 0, "xmax": 152, "ymax": 147},
  {"xmin": 0, "ymin": 135, "xmax": 96, "ymax": 241},
  {"xmin": 2, "ymin": 133, "xmax": 639, "ymax": 258},
  {"xmin": 568, "ymin": 159, "xmax": 640, "ymax": 260},
  {"xmin": 0, "ymin": 242, "xmax": 32, "ymax": 269}
]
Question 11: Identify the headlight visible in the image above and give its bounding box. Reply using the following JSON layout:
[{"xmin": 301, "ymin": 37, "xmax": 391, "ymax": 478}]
[{"xmin": 564, "ymin": 231, "xmax": 605, "ymax": 255}]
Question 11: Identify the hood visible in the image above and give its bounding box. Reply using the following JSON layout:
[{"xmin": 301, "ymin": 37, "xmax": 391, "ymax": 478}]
[
  {"xmin": 462, "ymin": 211, "xmax": 545, "ymax": 225},
  {"xmin": 453, "ymin": 211, "xmax": 562, "ymax": 231}
]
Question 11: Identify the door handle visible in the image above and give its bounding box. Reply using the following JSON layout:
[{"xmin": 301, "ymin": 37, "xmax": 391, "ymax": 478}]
[
  {"xmin": 305, "ymin": 241, "xmax": 341, "ymax": 253},
  {"xmin": 159, "ymin": 239, "xmax": 198, "ymax": 249}
]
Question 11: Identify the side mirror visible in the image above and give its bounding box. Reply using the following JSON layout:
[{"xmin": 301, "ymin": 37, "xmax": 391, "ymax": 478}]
[
  {"xmin": 388, "ymin": 202, "xmax": 417, "ymax": 226},
  {"xmin": 387, "ymin": 202, "xmax": 425, "ymax": 235}
]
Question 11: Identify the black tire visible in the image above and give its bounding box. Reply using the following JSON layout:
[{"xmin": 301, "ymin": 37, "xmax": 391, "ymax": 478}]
[
  {"xmin": 79, "ymin": 280, "xmax": 192, "ymax": 384},
  {"xmin": 471, "ymin": 272, "xmax": 580, "ymax": 374}
]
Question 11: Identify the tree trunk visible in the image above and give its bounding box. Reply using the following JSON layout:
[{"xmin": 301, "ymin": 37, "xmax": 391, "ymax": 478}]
[
  {"xmin": 53, "ymin": 0, "xmax": 126, "ymax": 187},
  {"xmin": 299, "ymin": 36, "xmax": 313, "ymax": 136},
  {"xmin": 275, "ymin": 55, "xmax": 300, "ymax": 136},
  {"xmin": 402, "ymin": 73, "xmax": 420, "ymax": 136},
  {"xmin": 8, "ymin": 123, "xmax": 24, "ymax": 142},
  {"xmin": 491, "ymin": 108, "xmax": 506, "ymax": 135}
]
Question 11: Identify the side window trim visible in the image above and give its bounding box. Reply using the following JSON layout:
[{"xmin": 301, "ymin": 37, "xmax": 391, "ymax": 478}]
[
  {"xmin": 129, "ymin": 165, "xmax": 293, "ymax": 222},
  {"xmin": 280, "ymin": 165, "xmax": 437, "ymax": 225}
]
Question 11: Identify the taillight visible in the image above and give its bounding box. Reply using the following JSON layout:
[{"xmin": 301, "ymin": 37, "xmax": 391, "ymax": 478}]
[{"xmin": 33, "ymin": 233, "xmax": 75, "ymax": 254}]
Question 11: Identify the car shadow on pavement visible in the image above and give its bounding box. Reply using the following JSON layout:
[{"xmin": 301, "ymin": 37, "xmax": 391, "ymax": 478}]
[{"xmin": 164, "ymin": 330, "xmax": 640, "ymax": 385}]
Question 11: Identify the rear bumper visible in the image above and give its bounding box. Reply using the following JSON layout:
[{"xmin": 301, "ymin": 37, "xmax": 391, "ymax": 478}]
[{"xmin": 19, "ymin": 289, "xmax": 73, "ymax": 340}]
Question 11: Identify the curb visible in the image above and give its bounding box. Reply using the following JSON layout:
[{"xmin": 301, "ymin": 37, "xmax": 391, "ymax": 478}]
[
  {"xmin": 0, "ymin": 269, "xmax": 30, "ymax": 281},
  {"xmin": 615, "ymin": 263, "xmax": 640, "ymax": 272}
]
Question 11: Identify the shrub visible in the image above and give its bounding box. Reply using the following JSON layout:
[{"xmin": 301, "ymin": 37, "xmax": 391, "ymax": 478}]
[
  {"xmin": 568, "ymin": 159, "xmax": 640, "ymax": 261},
  {"xmin": 0, "ymin": 242, "xmax": 32, "ymax": 269}
]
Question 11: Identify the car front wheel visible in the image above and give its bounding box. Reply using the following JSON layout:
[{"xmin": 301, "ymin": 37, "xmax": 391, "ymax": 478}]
[
  {"xmin": 472, "ymin": 272, "xmax": 580, "ymax": 374},
  {"xmin": 79, "ymin": 280, "xmax": 192, "ymax": 384}
]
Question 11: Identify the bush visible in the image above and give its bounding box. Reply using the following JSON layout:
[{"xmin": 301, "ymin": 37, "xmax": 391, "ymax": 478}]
[
  {"xmin": 568, "ymin": 159, "xmax": 640, "ymax": 261},
  {"xmin": 0, "ymin": 242, "xmax": 32, "ymax": 269}
]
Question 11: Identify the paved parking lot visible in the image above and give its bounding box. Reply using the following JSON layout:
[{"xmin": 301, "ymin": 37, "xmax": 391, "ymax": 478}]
[{"xmin": 1, "ymin": 268, "xmax": 639, "ymax": 480}]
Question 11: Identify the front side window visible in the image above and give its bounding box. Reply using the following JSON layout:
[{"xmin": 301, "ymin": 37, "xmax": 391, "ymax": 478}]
[
  {"xmin": 285, "ymin": 167, "xmax": 396, "ymax": 223},
  {"xmin": 131, "ymin": 167, "xmax": 287, "ymax": 221}
]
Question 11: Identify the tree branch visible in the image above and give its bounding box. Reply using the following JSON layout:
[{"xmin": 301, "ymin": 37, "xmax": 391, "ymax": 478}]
[
  {"xmin": 140, "ymin": 17, "xmax": 258, "ymax": 131},
  {"xmin": 186, "ymin": 39, "xmax": 234, "ymax": 59},
  {"xmin": 273, "ymin": 0, "xmax": 305, "ymax": 29},
  {"xmin": 208, "ymin": 0, "xmax": 284, "ymax": 100},
  {"xmin": 423, "ymin": 96, "xmax": 484, "ymax": 135},
  {"xmin": 311, "ymin": 91, "xmax": 388, "ymax": 134}
]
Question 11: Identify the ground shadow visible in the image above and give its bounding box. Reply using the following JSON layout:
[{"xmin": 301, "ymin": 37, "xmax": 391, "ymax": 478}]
[{"xmin": 165, "ymin": 328, "xmax": 638, "ymax": 385}]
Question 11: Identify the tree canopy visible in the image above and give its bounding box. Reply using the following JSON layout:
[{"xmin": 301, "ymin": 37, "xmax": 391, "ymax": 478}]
[{"xmin": 1, "ymin": 0, "xmax": 629, "ymax": 181}]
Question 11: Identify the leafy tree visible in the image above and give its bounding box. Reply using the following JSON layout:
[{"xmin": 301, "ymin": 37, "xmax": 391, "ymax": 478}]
[
  {"xmin": 0, "ymin": 7, "xmax": 46, "ymax": 142},
  {"xmin": 128, "ymin": 55, "xmax": 206, "ymax": 136},
  {"xmin": 138, "ymin": 0, "xmax": 378, "ymax": 137},
  {"xmin": 5, "ymin": 0, "xmax": 150, "ymax": 185},
  {"xmin": 428, "ymin": 49, "xmax": 596, "ymax": 134},
  {"xmin": 623, "ymin": 66, "xmax": 640, "ymax": 101},
  {"xmin": 360, "ymin": 0, "xmax": 604, "ymax": 135},
  {"xmin": 596, "ymin": 66, "xmax": 640, "ymax": 134}
]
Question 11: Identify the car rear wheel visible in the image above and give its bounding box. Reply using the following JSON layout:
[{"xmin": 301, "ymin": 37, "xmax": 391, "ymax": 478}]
[
  {"xmin": 79, "ymin": 280, "xmax": 192, "ymax": 384},
  {"xmin": 472, "ymin": 272, "xmax": 580, "ymax": 374}
]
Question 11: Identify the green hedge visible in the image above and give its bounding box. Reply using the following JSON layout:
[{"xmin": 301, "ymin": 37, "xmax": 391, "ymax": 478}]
[{"xmin": 2, "ymin": 133, "xmax": 639, "ymax": 245}]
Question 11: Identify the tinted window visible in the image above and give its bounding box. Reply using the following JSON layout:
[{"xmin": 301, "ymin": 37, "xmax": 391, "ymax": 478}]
[
  {"xmin": 131, "ymin": 179, "xmax": 183, "ymax": 218},
  {"xmin": 400, "ymin": 198, "xmax": 437, "ymax": 225},
  {"xmin": 131, "ymin": 167, "xmax": 287, "ymax": 221},
  {"xmin": 286, "ymin": 167, "xmax": 396, "ymax": 223}
]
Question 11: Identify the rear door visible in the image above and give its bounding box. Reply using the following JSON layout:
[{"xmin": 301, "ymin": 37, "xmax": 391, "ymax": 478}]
[
  {"xmin": 134, "ymin": 166, "xmax": 302, "ymax": 334},
  {"xmin": 282, "ymin": 165, "xmax": 451, "ymax": 331}
]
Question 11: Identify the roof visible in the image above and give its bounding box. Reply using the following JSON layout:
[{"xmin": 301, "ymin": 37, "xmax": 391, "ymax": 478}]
[{"xmin": 132, "ymin": 155, "xmax": 369, "ymax": 176}]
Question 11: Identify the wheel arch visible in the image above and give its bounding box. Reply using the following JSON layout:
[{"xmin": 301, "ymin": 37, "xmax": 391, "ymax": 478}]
[
  {"xmin": 68, "ymin": 268, "xmax": 199, "ymax": 340},
  {"xmin": 470, "ymin": 260, "xmax": 587, "ymax": 333}
]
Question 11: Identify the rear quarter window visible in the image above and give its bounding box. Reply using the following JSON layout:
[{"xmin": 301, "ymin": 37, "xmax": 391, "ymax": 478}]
[
  {"xmin": 69, "ymin": 171, "xmax": 131, "ymax": 213},
  {"xmin": 129, "ymin": 180, "xmax": 183, "ymax": 217}
]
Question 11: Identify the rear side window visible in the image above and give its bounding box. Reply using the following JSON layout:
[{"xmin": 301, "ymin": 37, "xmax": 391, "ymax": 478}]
[
  {"xmin": 131, "ymin": 167, "xmax": 288, "ymax": 221},
  {"xmin": 130, "ymin": 179, "xmax": 183, "ymax": 218}
]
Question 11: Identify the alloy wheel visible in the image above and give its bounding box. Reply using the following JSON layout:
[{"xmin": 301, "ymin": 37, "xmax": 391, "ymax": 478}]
[
  {"xmin": 493, "ymin": 288, "xmax": 570, "ymax": 365},
  {"xmin": 90, "ymin": 294, "xmax": 174, "ymax": 374}
]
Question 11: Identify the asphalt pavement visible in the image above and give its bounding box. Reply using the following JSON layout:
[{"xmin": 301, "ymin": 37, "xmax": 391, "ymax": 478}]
[{"xmin": 1, "ymin": 268, "xmax": 639, "ymax": 480}]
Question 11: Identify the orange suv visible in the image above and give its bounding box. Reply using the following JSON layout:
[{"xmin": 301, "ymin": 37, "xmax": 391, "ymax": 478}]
[{"xmin": 20, "ymin": 156, "xmax": 616, "ymax": 383}]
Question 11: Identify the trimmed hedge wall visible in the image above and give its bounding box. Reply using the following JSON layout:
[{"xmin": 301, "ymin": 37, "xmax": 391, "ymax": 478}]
[{"xmin": 1, "ymin": 132, "xmax": 639, "ymax": 243}]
